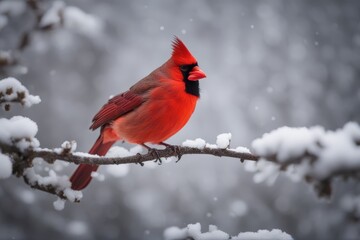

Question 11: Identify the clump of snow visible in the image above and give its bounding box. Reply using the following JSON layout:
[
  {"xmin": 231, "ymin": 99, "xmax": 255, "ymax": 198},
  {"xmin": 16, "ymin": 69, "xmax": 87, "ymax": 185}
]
[
  {"xmin": 0, "ymin": 116, "xmax": 40, "ymax": 151},
  {"xmin": 91, "ymin": 171, "xmax": 105, "ymax": 181},
  {"xmin": 235, "ymin": 229, "xmax": 293, "ymax": 240},
  {"xmin": 205, "ymin": 143, "xmax": 218, "ymax": 149},
  {"xmin": 39, "ymin": 1, "xmax": 64, "ymax": 28},
  {"xmin": 63, "ymin": 6, "xmax": 103, "ymax": 36},
  {"xmin": 252, "ymin": 160, "xmax": 280, "ymax": 185},
  {"xmin": 244, "ymin": 161, "xmax": 258, "ymax": 172},
  {"xmin": 73, "ymin": 151, "xmax": 99, "ymax": 158},
  {"xmin": 54, "ymin": 140, "xmax": 77, "ymax": 154},
  {"xmin": 231, "ymin": 146, "xmax": 251, "ymax": 154},
  {"xmin": 107, "ymin": 146, "xmax": 133, "ymax": 158},
  {"xmin": 164, "ymin": 223, "xmax": 229, "ymax": 240},
  {"xmin": 24, "ymin": 167, "xmax": 82, "ymax": 205},
  {"xmin": 106, "ymin": 165, "xmax": 129, "ymax": 177},
  {"xmin": 24, "ymin": 168, "xmax": 70, "ymax": 188},
  {"xmin": 40, "ymin": 1, "xmax": 103, "ymax": 36},
  {"xmin": 104, "ymin": 146, "xmax": 131, "ymax": 177},
  {"xmin": 130, "ymin": 145, "xmax": 144, "ymax": 154},
  {"xmin": 63, "ymin": 188, "xmax": 83, "ymax": 202},
  {"xmin": 252, "ymin": 126, "xmax": 323, "ymax": 162},
  {"xmin": 216, "ymin": 133, "xmax": 232, "ymax": 149},
  {"xmin": 61, "ymin": 140, "xmax": 77, "ymax": 152},
  {"xmin": 0, "ymin": 77, "xmax": 41, "ymax": 108},
  {"xmin": 251, "ymin": 122, "xmax": 360, "ymax": 180},
  {"xmin": 0, "ymin": 151, "xmax": 12, "ymax": 179},
  {"xmin": 52, "ymin": 160, "xmax": 70, "ymax": 172},
  {"xmin": 182, "ymin": 138, "xmax": 206, "ymax": 149},
  {"xmin": 53, "ymin": 198, "xmax": 65, "ymax": 211},
  {"xmin": 164, "ymin": 223, "xmax": 293, "ymax": 240}
]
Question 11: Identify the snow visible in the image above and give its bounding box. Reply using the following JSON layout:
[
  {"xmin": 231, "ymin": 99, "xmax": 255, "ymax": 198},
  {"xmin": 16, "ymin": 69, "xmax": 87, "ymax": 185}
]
[
  {"xmin": 252, "ymin": 126, "xmax": 324, "ymax": 162},
  {"xmin": 39, "ymin": 1, "xmax": 64, "ymax": 28},
  {"xmin": 102, "ymin": 146, "xmax": 131, "ymax": 177},
  {"xmin": 61, "ymin": 140, "xmax": 77, "ymax": 152},
  {"xmin": 252, "ymin": 122, "xmax": 360, "ymax": 179},
  {"xmin": 0, "ymin": 116, "xmax": 39, "ymax": 151},
  {"xmin": 182, "ymin": 138, "xmax": 206, "ymax": 149},
  {"xmin": 24, "ymin": 168, "xmax": 70, "ymax": 188},
  {"xmin": 54, "ymin": 140, "xmax": 77, "ymax": 154},
  {"xmin": 252, "ymin": 160, "xmax": 280, "ymax": 185},
  {"xmin": 91, "ymin": 171, "xmax": 105, "ymax": 181},
  {"xmin": 164, "ymin": 223, "xmax": 229, "ymax": 240},
  {"xmin": 73, "ymin": 151, "xmax": 99, "ymax": 158},
  {"xmin": 0, "ymin": 151, "xmax": 12, "ymax": 179},
  {"xmin": 63, "ymin": 188, "xmax": 83, "ymax": 202},
  {"xmin": 53, "ymin": 198, "xmax": 65, "ymax": 211},
  {"xmin": 0, "ymin": 77, "xmax": 41, "ymax": 107},
  {"xmin": 63, "ymin": 6, "xmax": 103, "ymax": 36},
  {"xmin": 164, "ymin": 223, "xmax": 293, "ymax": 240},
  {"xmin": 40, "ymin": 1, "xmax": 103, "ymax": 36},
  {"xmin": 235, "ymin": 229, "xmax": 293, "ymax": 240},
  {"xmin": 106, "ymin": 164, "xmax": 129, "ymax": 177},
  {"xmin": 107, "ymin": 146, "xmax": 134, "ymax": 158},
  {"xmin": 24, "ymin": 166, "xmax": 82, "ymax": 205},
  {"xmin": 216, "ymin": 133, "xmax": 232, "ymax": 149},
  {"xmin": 231, "ymin": 146, "xmax": 251, "ymax": 154}
]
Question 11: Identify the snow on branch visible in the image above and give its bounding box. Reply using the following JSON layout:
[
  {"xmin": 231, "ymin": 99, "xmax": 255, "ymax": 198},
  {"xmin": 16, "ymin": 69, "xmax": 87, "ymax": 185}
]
[
  {"xmin": 163, "ymin": 223, "xmax": 293, "ymax": 240},
  {"xmin": 0, "ymin": 77, "xmax": 41, "ymax": 110},
  {"xmin": 1, "ymin": 121, "xmax": 360, "ymax": 202},
  {"xmin": 249, "ymin": 122, "xmax": 360, "ymax": 197},
  {"xmin": 39, "ymin": 0, "xmax": 103, "ymax": 36}
]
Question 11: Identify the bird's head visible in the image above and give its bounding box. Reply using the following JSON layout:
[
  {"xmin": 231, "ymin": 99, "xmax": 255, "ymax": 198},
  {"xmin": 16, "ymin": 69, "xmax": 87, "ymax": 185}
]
[{"xmin": 171, "ymin": 37, "xmax": 206, "ymax": 82}]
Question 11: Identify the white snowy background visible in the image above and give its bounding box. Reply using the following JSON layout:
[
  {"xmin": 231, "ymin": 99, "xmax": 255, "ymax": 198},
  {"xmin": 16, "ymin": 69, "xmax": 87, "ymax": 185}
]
[{"xmin": 1, "ymin": 0, "xmax": 360, "ymax": 240}]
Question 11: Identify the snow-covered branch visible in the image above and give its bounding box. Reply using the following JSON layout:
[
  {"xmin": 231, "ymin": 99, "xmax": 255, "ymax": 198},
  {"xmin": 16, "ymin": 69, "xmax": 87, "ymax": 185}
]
[
  {"xmin": 0, "ymin": 0, "xmax": 103, "ymax": 75},
  {"xmin": 163, "ymin": 223, "xmax": 293, "ymax": 240},
  {"xmin": 1, "ymin": 116, "xmax": 360, "ymax": 202},
  {"xmin": 249, "ymin": 122, "xmax": 360, "ymax": 197},
  {"xmin": 0, "ymin": 77, "xmax": 41, "ymax": 110}
]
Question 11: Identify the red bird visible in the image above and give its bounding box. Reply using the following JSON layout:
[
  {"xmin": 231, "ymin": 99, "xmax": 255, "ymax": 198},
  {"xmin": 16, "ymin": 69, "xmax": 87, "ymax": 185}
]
[{"xmin": 70, "ymin": 37, "xmax": 206, "ymax": 190}]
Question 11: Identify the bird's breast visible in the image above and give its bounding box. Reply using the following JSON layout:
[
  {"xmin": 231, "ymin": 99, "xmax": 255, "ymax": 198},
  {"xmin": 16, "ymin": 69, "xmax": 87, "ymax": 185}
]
[{"xmin": 112, "ymin": 82, "xmax": 198, "ymax": 144}]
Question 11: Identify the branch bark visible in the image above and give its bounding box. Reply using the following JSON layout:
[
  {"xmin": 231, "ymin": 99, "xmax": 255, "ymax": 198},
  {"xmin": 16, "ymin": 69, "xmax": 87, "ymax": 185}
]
[{"xmin": 26, "ymin": 146, "xmax": 259, "ymax": 165}]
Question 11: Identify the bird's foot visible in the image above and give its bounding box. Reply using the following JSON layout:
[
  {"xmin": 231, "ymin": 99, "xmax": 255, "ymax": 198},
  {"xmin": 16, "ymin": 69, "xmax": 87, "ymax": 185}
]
[
  {"xmin": 135, "ymin": 153, "xmax": 144, "ymax": 166},
  {"xmin": 142, "ymin": 144, "xmax": 162, "ymax": 165},
  {"xmin": 160, "ymin": 142, "xmax": 183, "ymax": 162}
]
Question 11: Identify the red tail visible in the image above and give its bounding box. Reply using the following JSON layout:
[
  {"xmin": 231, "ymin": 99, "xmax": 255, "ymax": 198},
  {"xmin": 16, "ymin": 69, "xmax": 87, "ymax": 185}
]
[{"xmin": 70, "ymin": 135, "xmax": 115, "ymax": 190}]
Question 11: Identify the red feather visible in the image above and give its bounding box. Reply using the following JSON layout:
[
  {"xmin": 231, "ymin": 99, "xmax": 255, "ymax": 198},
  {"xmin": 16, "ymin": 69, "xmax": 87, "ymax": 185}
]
[
  {"xmin": 90, "ymin": 91, "xmax": 143, "ymax": 130},
  {"xmin": 171, "ymin": 36, "xmax": 197, "ymax": 65}
]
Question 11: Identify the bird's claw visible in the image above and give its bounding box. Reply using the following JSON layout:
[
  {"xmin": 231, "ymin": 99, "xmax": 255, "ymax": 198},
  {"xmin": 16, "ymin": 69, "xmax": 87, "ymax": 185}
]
[
  {"xmin": 135, "ymin": 153, "xmax": 144, "ymax": 166},
  {"xmin": 149, "ymin": 149, "xmax": 162, "ymax": 165},
  {"xmin": 161, "ymin": 143, "xmax": 183, "ymax": 162}
]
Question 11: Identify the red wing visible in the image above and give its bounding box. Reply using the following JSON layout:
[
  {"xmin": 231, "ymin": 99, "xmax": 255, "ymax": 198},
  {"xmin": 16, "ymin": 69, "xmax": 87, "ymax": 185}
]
[{"xmin": 90, "ymin": 91, "xmax": 143, "ymax": 130}]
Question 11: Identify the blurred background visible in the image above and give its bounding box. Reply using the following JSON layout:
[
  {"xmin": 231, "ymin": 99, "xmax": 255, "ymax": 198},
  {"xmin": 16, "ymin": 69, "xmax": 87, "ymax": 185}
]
[{"xmin": 1, "ymin": 0, "xmax": 360, "ymax": 239}]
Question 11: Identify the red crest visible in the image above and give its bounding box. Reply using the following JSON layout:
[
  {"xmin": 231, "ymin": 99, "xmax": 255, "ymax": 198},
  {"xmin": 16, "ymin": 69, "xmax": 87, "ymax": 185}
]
[{"xmin": 171, "ymin": 36, "xmax": 197, "ymax": 65}]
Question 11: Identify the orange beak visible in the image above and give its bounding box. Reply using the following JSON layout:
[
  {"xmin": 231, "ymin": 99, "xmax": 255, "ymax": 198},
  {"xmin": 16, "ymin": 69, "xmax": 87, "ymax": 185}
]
[{"xmin": 188, "ymin": 66, "xmax": 206, "ymax": 81}]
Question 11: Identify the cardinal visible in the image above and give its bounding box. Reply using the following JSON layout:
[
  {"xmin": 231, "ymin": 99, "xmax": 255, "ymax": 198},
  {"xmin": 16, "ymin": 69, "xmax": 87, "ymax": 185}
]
[{"xmin": 70, "ymin": 37, "xmax": 206, "ymax": 190}]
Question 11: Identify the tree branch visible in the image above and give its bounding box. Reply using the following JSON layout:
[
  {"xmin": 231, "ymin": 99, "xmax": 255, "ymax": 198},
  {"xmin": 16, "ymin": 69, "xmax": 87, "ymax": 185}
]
[{"xmin": 26, "ymin": 146, "xmax": 259, "ymax": 165}]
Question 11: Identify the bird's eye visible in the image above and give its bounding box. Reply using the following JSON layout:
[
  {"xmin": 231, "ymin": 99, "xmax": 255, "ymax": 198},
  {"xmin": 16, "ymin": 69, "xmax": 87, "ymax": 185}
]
[{"xmin": 180, "ymin": 65, "xmax": 190, "ymax": 72}]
